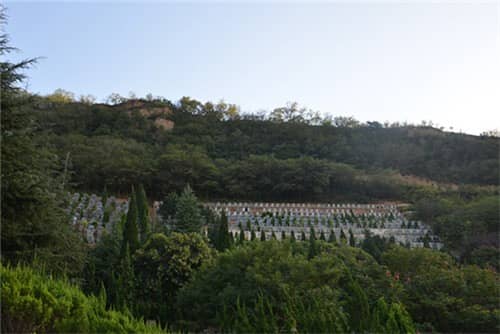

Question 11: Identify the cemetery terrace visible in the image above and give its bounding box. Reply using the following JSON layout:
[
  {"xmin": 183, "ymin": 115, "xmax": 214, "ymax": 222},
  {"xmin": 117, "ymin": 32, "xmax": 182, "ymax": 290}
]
[
  {"xmin": 67, "ymin": 193, "xmax": 442, "ymax": 249},
  {"xmin": 205, "ymin": 201, "xmax": 443, "ymax": 249}
]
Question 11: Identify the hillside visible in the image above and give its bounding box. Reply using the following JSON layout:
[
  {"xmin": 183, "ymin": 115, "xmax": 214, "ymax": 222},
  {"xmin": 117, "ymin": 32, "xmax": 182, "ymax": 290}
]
[{"xmin": 31, "ymin": 97, "xmax": 499, "ymax": 200}]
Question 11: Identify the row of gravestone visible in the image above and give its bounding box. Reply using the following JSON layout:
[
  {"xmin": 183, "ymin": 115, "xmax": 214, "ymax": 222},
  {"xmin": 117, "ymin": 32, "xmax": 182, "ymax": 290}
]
[
  {"xmin": 229, "ymin": 228, "xmax": 442, "ymax": 249},
  {"xmin": 207, "ymin": 202, "xmax": 397, "ymax": 210},
  {"xmin": 67, "ymin": 192, "xmax": 128, "ymax": 244},
  {"xmin": 232, "ymin": 216, "xmax": 421, "ymax": 231}
]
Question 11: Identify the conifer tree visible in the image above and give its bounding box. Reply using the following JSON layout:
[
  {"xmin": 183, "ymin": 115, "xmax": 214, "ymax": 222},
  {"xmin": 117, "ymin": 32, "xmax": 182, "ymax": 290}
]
[
  {"xmin": 328, "ymin": 230, "xmax": 337, "ymax": 244},
  {"xmin": 349, "ymin": 229, "xmax": 356, "ymax": 247},
  {"xmin": 174, "ymin": 185, "xmax": 202, "ymax": 233},
  {"xmin": 136, "ymin": 184, "xmax": 150, "ymax": 243},
  {"xmin": 260, "ymin": 230, "xmax": 266, "ymax": 241},
  {"xmin": 239, "ymin": 227, "xmax": 245, "ymax": 244},
  {"xmin": 122, "ymin": 188, "xmax": 139, "ymax": 256},
  {"xmin": 117, "ymin": 245, "xmax": 135, "ymax": 309},
  {"xmin": 1, "ymin": 13, "xmax": 85, "ymax": 273},
  {"xmin": 251, "ymin": 229, "xmax": 256, "ymax": 241},
  {"xmin": 271, "ymin": 231, "xmax": 277, "ymax": 240},
  {"xmin": 301, "ymin": 231, "xmax": 306, "ymax": 241},
  {"xmin": 290, "ymin": 230, "xmax": 296, "ymax": 242},
  {"xmin": 281, "ymin": 230, "xmax": 286, "ymax": 240},
  {"xmin": 340, "ymin": 229, "xmax": 347, "ymax": 245},
  {"xmin": 308, "ymin": 227, "xmax": 318, "ymax": 259},
  {"xmin": 215, "ymin": 211, "xmax": 231, "ymax": 251},
  {"xmin": 319, "ymin": 230, "xmax": 326, "ymax": 241}
]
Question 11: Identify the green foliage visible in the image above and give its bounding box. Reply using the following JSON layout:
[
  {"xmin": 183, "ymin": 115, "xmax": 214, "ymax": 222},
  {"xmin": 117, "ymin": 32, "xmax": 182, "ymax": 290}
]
[
  {"xmin": 1, "ymin": 264, "xmax": 166, "ymax": 333},
  {"xmin": 133, "ymin": 232, "xmax": 212, "ymax": 324},
  {"xmin": 173, "ymin": 185, "xmax": 203, "ymax": 233},
  {"xmin": 0, "ymin": 11, "xmax": 85, "ymax": 274},
  {"xmin": 136, "ymin": 184, "xmax": 150, "ymax": 242},
  {"xmin": 176, "ymin": 241, "xmax": 396, "ymax": 332},
  {"xmin": 122, "ymin": 187, "xmax": 139, "ymax": 256},
  {"xmin": 210, "ymin": 211, "xmax": 232, "ymax": 252},
  {"xmin": 382, "ymin": 246, "xmax": 499, "ymax": 332}
]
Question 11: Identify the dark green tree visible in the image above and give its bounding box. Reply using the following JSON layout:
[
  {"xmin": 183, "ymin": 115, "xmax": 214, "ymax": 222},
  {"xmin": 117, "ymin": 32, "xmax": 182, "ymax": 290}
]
[
  {"xmin": 260, "ymin": 230, "xmax": 266, "ymax": 241},
  {"xmin": 122, "ymin": 188, "xmax": 139, "ymax": 256},
  {"xmin": 328, "ymin": 230, "xmax": 337, "ymax": 244},
  {"xmin": 340, "ymin": 229, "xmax": 347, "ymax": 245},
  {"xmin": 349, "ymin": 229, "xmax": 356, "ymax": 247},
  {"xmin": 174, "ymin": 185, "xmax": 203, "ymax": 233},
  {"xmin": 136, "ymin": 184, "xmax": 150, "ymax": 242},
  {"xmin": 0, "ymin": 11, "xmax": 85, "ymax": 274}
]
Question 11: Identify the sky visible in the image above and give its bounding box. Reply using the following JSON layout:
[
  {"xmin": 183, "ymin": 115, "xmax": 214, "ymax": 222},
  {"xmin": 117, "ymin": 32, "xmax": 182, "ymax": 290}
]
[{"xmin": 4, "ymin": 1, "xmax": 499, "ymax": 135}]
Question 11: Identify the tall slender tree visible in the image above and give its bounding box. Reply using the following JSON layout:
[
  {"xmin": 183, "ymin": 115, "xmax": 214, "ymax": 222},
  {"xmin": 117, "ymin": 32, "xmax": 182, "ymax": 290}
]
[
  {"xmin": 136, "ymin": 184, "xmax": 150, "ymax": 242},
  {"xmin": 122, "ymin": 187, "xmax": 139, "ymax": 256}
]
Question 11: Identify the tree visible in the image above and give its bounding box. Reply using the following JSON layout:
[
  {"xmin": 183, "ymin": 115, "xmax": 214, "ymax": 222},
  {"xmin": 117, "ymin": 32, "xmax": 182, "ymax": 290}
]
[
  {"xmin": 46, "ymin": 88, "xmax": 75, "ymax": 103},
  {"xmin": 308, "ymin": 227, "xmax": 318, "ymax": 259},
  {"xmin": 173, "ymin": 185, "xmax": 203, "ymax": 233},
  {"xmin": 133, "ymin": 232, "xmax": 211, "ymax": 325},
  {"xmin": 136, "ymin": 184, "xmax": 150, "ymax": 242},
  {"xmin": 328, "ymin": 230, "xmax": 337, "ymax": 244},
  {"xmin": 0, "ymin": 8, "xmax": 85, "ymax": 274},
  {"xmin": 212, "ymin": 211, "xmax": 232, "ymax": 251},
  {"xmin": 122, "ymin": 187, "xmax": 139, "ymax": 256},
  {"xmin": 349, "ymin": 229, "xmax": 356, "ymax": 247},
  {"xmin": 260, "ymin": 230, "xmax": 266, "ymax": 241},
  {"xmin": 340, "ymin": 229, "xmax": 347, "ymax": 245}
]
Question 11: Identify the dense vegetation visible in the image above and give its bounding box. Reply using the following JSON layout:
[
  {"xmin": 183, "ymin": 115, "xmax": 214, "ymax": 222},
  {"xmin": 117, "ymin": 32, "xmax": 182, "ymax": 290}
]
[{"xmin": 1, "ymin": 7, "xmax": 498, "ymax": 333}]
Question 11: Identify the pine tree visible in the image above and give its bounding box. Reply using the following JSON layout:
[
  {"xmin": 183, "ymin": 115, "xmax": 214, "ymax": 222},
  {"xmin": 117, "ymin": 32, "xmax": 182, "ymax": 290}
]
[
  {"xmin": 1, "ymin": 12, "xmax": 85, "ymax": 273},
  {"xmin": 122, "ymin": 188, "xmax": 139, "ymax": 257},
  {"xmin": 135, "ymin": 184, "xmax": 150, "ymax": 243},
  {"xmin": 174, "ymin": 185, "xmax": 202, "ymax": 233}
]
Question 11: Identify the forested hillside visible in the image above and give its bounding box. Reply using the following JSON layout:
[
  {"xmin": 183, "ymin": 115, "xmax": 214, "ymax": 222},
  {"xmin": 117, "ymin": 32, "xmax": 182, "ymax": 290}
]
[{"xmin": 31, "ymin": 96, "xmax": 499, "ymax": 199}]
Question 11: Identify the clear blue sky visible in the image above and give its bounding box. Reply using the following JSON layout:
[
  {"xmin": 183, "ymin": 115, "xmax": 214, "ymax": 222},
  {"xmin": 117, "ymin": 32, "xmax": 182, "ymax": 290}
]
[{"xmin": 5, "ymin": 1, "xmax": 499, "ymax": 135}]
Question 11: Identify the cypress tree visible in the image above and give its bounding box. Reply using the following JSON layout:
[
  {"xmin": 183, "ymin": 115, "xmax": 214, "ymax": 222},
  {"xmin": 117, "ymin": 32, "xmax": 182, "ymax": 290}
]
[
  {"xmin": 251, "ymin": 229, "xmax": 256, "ymax": 241},
  {"xmin": 215, "ymin": 211, "xmax": 231, "ymax": 251},
  {"xmin": 122, "ymin": 188, "xmax": 139, "ymax": 256},
  {"xmin": 301, "ymin": 231, "xmax": 306, "ymax": 241},
  {"xmin": 136, "ymin": 184, "xmax": 150, "ymax": 243},
  {"xmin": 271, "ymin": 231, "xmax": 277, "ymax": 240},
  {"xmin": 340, "ymin": 229, "xmax": 347, "ymax": 245},
  {"xmin": 349, "ymin": 229, "xmax": 356, "ymax": 247},
  {"xmin": 260, "ymin": 230, "xmax": 266, "ymax": 241},
  {"xmin": 319, "ymin": 230, "xmax": 326, "ymax": 241},
  {"xmin": 308, "ymin": 227, "xmax": 318, "ymax": 259},
  {"xmin": 328, "ymin": 230, "xmax": 337, "ymax": 244},
  {"xmin": 290, "ymin": 230, "xmax": 296, "ymax": 242},
  {"xmin": 239, "ymin": 227, "xmax": 245, "ymax": 244},
  {"xmin": 281, "ymin": 230, "xmax": 286, "ymax": 240}
]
